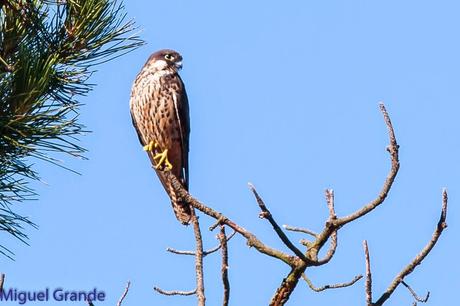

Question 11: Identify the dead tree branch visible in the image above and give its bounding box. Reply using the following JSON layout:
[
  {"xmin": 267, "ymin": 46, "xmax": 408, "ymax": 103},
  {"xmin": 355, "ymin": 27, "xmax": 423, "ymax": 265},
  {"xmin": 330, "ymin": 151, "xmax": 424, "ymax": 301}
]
[
  {"xmin": 402, "ymin": 281, "xmax": 430, "ymax": 303},
  {"xmin": 154, "ymin": 287, "xmax": 197, "ymax": 296},
  {"xmin": 166, "ymin": 170, "xmax": 295, "ymax": 266},
  {"xmin": 154, "ymin": 209, "xmax": 206, "ymax": 305},
  {"xmin": 157, "ymin": 103, "xmax": 446, "ymax": 306},
  {"xmin": 363, "ymin": 240, "xmax": 373, "ymax": 306},
  {"xmin": 218, "ymin": 225, "xmax": 230, "ymax": 306},
  {"xmin": 283, "ymin": 225, "xmax": 318, "ymax": 238},
  {"xmin": 248, "ymin": 183, "xmax": 312, "ymax": 264},
  {"xmin": 373, "ymin": 189, "xmax": 448, "ymax": 306},
  {"xmin": 301, "ymin": 273, "xmax": 363, "ymax": 292},
  {"xmin": 166, "ymin": 230, "xmax": 236, "ymax": 256},
  {"xmin": 191, "ymin": 209, "xmax": 206, "ymax": 306},
  {"xmin": 117, "ymin": 281, "xmax": 131, "ymax": 306},
  {"xmin": 309, "ymin": 103, "xmax": 400, "ymax": 267}
]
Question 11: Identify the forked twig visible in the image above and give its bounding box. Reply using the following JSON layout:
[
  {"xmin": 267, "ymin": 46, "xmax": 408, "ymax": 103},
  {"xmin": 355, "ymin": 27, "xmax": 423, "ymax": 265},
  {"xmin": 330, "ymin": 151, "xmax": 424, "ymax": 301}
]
[{"xmin": 373, "ymin": 189, "xmax": 448, "ymax": 306}]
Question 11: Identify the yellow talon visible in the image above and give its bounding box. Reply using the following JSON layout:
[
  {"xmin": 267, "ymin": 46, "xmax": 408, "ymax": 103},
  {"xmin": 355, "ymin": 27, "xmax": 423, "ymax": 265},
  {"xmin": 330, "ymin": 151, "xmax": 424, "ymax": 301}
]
[
  {"xmin": 143, "ymin": 140, "xmax": 172, "ymax": 171},
  {"xmin": 153, "ymin": 149, "xmax": 173, "ymax": 171},
  {"xmin": 143, "ymin": 140, "xmax": 157, "ymax": 152}
]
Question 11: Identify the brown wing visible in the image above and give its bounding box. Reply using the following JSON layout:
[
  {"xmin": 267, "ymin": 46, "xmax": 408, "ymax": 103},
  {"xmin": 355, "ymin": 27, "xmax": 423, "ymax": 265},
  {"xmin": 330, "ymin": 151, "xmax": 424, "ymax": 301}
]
[
  {"xmin": 175, "ymin": 74, "xmax": 190, "ymax": 189},
  {"xmin": 131, "ymin": 111, "xmax": 146, "ymax": 146}
]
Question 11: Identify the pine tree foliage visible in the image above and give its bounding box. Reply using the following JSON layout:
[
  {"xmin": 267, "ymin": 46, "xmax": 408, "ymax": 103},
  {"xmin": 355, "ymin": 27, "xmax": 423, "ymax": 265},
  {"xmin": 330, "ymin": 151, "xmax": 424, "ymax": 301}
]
[{"xmin": 0, "ymin": 0, "xmax": 144, "ymax": 258}]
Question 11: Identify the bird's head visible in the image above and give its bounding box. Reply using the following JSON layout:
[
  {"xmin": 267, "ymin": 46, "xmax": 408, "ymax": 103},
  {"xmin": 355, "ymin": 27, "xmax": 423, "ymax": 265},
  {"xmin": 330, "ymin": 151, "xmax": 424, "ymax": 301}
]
[{"xmin": 145, "ymin": 49, "xmax": 183, "ymax": 72}]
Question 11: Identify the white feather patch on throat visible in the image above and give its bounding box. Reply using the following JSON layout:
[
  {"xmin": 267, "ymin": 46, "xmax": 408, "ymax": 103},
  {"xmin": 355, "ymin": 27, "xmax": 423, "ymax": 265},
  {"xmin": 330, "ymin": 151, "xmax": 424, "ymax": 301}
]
[{"xmin": 152, "ymin": 59, "xmax": 168, "ymax": 70}]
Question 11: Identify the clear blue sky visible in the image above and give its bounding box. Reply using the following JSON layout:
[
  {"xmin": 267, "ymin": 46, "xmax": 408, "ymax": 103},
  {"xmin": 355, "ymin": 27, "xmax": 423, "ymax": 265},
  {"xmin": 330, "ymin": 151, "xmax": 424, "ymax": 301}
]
[{"xmin": 2, "ymin": 1, "xmax": 459, "ymax": 305}]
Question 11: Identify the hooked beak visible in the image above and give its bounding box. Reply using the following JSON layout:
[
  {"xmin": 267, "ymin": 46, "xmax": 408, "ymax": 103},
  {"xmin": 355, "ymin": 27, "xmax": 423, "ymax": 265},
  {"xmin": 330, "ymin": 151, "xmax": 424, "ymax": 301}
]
[{"xmin": 175, "ymin": 61, "xmax": 183, "ymax": 70}]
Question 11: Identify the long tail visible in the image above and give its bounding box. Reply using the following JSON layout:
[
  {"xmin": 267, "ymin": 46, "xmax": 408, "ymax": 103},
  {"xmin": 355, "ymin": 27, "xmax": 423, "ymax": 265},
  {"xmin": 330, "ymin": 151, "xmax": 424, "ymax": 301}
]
[{"xmin": 157, "ymin": 171, "xmax": 192, "ymax": 225}]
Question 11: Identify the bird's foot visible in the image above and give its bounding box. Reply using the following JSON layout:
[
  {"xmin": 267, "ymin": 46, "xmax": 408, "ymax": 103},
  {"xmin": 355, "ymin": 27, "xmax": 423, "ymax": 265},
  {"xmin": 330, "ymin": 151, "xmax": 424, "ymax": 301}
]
[
  {"xmin": 153, "ymin": 149, "xmax": 173, "ymax": 171},
  {"xmin": 143, "ymin": 140, "xmax": 173, "ymax": 171},
  {"xmin": 143, "ymin": 140, "xmax": 158, "ymax": 152}
]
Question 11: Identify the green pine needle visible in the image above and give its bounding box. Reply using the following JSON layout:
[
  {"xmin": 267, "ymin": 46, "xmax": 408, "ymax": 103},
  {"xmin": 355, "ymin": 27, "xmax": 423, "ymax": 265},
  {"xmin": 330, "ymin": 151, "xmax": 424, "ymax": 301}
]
[{"xmin": 0, "ymin": 0, "xmax": 145, "ymax": 257}]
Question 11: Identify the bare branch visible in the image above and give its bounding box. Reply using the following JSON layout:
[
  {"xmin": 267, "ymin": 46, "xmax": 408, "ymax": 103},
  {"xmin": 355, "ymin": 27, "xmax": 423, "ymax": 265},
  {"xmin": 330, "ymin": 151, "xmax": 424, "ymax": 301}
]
[
  {"xmin": 363, "ymin": 240, "xmax": 373, "ymax": 306},
  {"xmin": 312, "ymin": 190, "xmax": 338, "ymax": 265},
  {"xmin": 154, "ymin": 287, "xmax": 197, "ymax": 296},
  {"xmin": 310, "ymin": 103, "xmax": 399, "ymax": 266},
  {"xmin": 209, "ymin": 217, "xmax": 227, "ymax": 231},
  {"xmin": 248, "ymin": 183, "xmax": 312, "ymax": 264},
  {"xmin": 166, "ymin": 231, "xmax": 237, "ymax": 256},
  {"xmin": 218, "ymin": 225, "xmax": 230, "ymax": 306},
  {"xmin": 208, "ymin": 230, "xmax": 236, "ymax": 256},
  {"xmin": 166, "ymin": 171, "xmax": 296, "ymax": 266},
  {"xmin": 315, "ymin": 230, "xmax": 337, "ymax": 265},
  {"xmin": 373, "ymin": 189, "xmax": 448, "ymax": 306},
  {"xmin": 336, "ymin": 103, "xmax": 400, "ymax": 227},
  {"xmin": 325, "ymin": 189, "xmax": 336, "ymax": 219},
  {"xmin": 191, "ymin": 210, "xmax": 206, "ymax": 306},
  {"xmin": 402, "ymin": 281, "xmax": 430, "ymax": 303},
  {"xmin": 154, "ymin": 210, "xmax": 206, "ymax": 304},
  {"xmin": 117, "ymin": 281, "xmax": 131, "ymax": 306},
  {"xmin": 162, "ymin": 103, "xmax": 444, "ymax": 306},
  {"xmin": 283, "ymin": 225, "xmax": 318, "ymax": 238},
  {"xmin": 269, "ymin": 266, "xmax": 306, "ymax": 306},
  {"xmin": 166, "ymin": 248, "xmax": 196, "ymax": 256},
  {"xmin": 301, "ymin": 273, "xmax": 363, "ymax": 292}
]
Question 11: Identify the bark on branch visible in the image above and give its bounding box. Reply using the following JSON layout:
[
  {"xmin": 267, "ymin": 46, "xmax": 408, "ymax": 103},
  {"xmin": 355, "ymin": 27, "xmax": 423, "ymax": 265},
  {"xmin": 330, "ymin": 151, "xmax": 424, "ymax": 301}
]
[{"xmin": 156, "ymin": 103, "xmax": 446, "ymax": 306}]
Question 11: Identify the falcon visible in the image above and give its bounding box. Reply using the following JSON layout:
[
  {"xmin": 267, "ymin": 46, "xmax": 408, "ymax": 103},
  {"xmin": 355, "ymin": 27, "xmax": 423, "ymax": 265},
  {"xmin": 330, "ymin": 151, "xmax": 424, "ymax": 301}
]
[{"xmin": 129, "ymin": 49, "xmax": 191, "ymax": 224}]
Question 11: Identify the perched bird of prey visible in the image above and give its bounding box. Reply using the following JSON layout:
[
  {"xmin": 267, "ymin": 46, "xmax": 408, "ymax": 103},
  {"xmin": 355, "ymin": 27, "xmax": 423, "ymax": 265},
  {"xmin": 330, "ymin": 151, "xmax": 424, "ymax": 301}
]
[{"xmin": 130, "ymin": 49, "xmax": 191, "ymax": 225}]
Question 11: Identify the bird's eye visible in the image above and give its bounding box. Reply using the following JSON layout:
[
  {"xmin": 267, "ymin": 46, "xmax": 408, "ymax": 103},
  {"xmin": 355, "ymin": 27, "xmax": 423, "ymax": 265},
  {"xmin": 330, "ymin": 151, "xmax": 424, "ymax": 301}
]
[{"xmin": 164, "ymin": 54, "xmax": 173, "ymax": 60}]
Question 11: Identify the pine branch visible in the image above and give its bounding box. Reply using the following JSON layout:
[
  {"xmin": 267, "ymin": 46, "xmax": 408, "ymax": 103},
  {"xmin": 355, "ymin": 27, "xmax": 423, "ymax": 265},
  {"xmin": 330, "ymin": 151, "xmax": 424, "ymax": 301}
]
[{"xmin": 0, "ymin": 0, "xmax": 144, "ymax": 257}]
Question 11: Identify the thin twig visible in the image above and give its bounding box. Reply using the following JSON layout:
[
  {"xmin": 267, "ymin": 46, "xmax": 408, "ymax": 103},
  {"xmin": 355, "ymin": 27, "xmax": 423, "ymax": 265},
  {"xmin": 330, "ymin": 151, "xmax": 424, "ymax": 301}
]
[
  {"xmin": 283, "ymin": 225, "xmax": 318, "ymax": 238},
  {"xmin": 219, "ymin": 225, "xmax": 230, "ymax": 306},
  {"xmin": 373, "ymin": 189, "xmax": 448, "ymax": 306},
  {"xmin": 335, "ymin": 103, "xmax": 399, "ymax": 227},
  {"xmin": 325, "ymin": 189, "xmax": 336, "ymax": 219},
  {"xmin": 363, "ymin": 240, "xmax": 372, "ymax": 306},
  {"xmin": 315, "ymin": 230, "xmax": 337, "ymax": 265},
  {"xmin": 166, "ymin": 230, "xmax": 237, "ymax": 256},
  {"xmin": 191, "ymin": 209, "xmax": 206, "ymax": 306},
  {"xmin": 209, "ymin": 216, "xmax": 227, "ymax": 231},
  {"xmin": 117, "ymin": 281, "xmax": 130, "ymax": 306},
  {"xmin": 165, "ymin": 248, "xmax": 196, "ymax": 256},
  {"xmin": 154, "ymin": 287, "xmax": 197, "ymax": 296},
  {"xmin": 248, "ymin": 183, "xmax": 312, "ymax": 264},
  {"xmin": 313, "ymin": 190, "xmax": 338, "ymax": 265},
  {"xmin": 401, "ymin": 281, "xmax": 430, "ymax": 303},
  {"xmin": 301, "ymin": 273, "xmax": 363, "ymax": 292}
]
